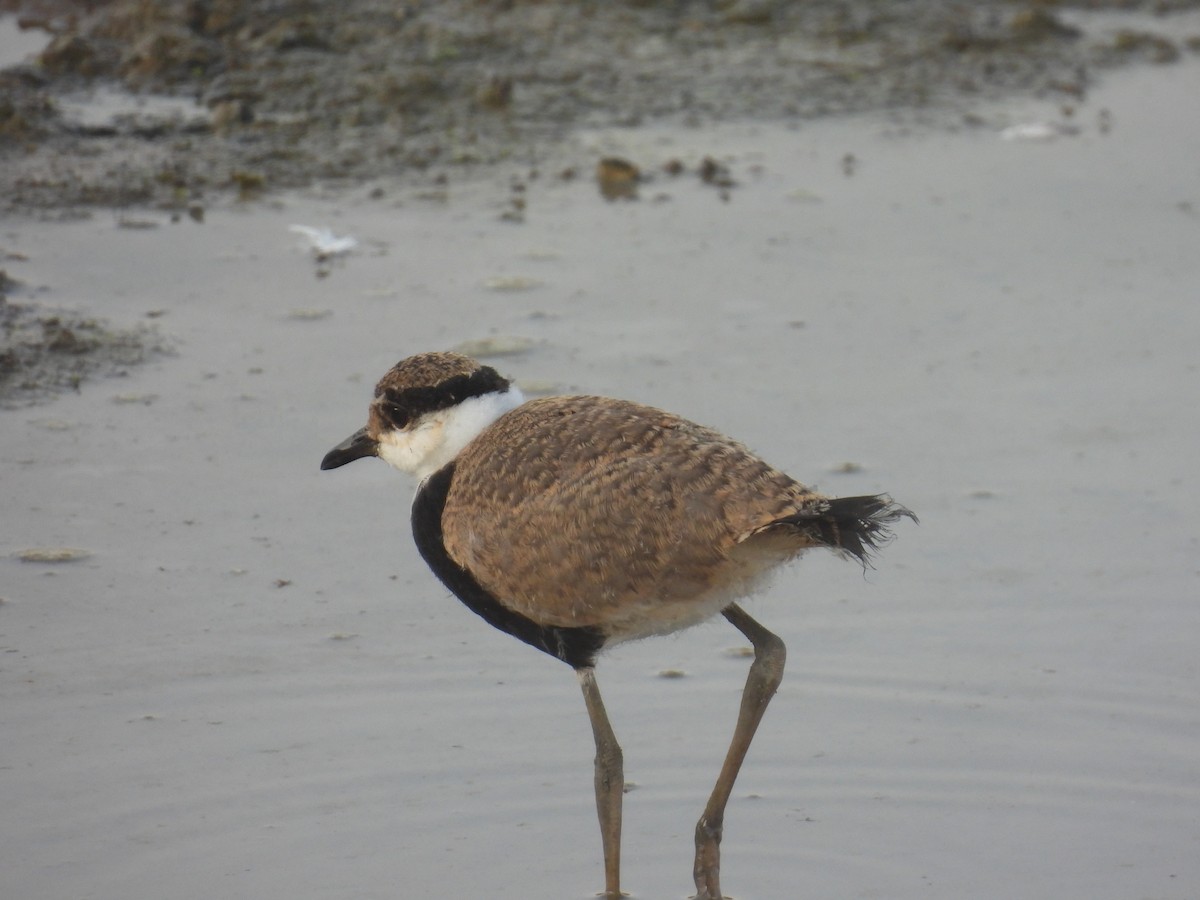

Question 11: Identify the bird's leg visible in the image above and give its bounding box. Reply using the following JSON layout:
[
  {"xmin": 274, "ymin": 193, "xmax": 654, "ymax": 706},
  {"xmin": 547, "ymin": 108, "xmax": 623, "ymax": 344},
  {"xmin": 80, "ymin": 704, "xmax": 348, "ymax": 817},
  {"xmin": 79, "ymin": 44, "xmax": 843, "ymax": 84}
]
[
  {"xmin": 693, "ymin": 604, "xmax": 786, "ymax": 900},
  {"xmin": 577, "ymin": 666, "xmax": 625, "ymax": 899}
]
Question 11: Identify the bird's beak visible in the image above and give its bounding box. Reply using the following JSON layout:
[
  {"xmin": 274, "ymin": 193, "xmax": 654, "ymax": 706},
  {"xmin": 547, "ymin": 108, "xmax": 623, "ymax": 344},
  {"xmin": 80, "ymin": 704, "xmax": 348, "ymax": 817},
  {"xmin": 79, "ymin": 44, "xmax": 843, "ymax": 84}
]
[{"xmin": 321, "ymin": 427, "xmax": 378, "ymax": 470}]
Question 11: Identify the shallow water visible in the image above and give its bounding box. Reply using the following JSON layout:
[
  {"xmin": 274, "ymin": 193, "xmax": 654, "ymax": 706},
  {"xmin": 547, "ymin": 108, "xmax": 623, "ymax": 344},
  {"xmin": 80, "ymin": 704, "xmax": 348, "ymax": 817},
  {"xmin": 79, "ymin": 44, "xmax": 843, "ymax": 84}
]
[{"xmin": 3, "ymin": 57, "xmax": 1199, "ymax": 900}]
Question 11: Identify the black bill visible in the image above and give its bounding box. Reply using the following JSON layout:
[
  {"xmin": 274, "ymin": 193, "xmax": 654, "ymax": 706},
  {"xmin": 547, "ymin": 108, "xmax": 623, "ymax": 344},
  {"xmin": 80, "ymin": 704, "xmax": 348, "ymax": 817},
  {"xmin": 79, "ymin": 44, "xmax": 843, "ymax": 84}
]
[{"xmin": 321, "ymin": 427, "xmax": 378, "ymax": 470}]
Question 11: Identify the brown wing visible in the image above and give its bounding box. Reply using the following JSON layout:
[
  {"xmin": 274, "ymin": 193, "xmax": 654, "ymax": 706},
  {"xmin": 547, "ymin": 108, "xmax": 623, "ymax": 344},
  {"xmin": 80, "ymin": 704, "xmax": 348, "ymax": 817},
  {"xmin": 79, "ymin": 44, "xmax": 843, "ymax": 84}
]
[{"xmin": 439, "ymin": 396, "xmax": 824, "ymax": 629}]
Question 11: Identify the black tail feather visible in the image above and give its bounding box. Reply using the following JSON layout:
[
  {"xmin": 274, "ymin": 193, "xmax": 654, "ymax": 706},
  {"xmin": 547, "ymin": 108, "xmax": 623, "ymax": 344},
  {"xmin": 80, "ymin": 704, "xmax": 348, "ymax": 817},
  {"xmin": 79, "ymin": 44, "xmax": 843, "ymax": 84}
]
[{"xmin": 777, "ymin": 494, "xmax": 916, "ymax": 565}]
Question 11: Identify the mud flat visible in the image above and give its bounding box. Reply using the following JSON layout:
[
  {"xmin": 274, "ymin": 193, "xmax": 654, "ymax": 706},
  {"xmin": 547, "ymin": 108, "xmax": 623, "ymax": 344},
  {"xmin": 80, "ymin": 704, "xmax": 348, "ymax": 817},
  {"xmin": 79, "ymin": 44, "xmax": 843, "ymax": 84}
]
[
  {"xmin": 2, "ymin": 0, "xmax": 1198, "ymax": 212},
  {"xmin": 2, "ymin": 5, "xmax": 1199, "ymax": 900}
]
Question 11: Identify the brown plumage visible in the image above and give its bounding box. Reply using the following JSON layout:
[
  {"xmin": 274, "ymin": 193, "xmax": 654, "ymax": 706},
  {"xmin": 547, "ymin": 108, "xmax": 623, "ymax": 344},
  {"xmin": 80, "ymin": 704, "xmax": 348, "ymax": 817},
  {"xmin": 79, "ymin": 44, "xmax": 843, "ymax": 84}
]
[
  {"xmin": 320, "ymin": 351, "xmax": 913, "ymax": 900},
  {"xmin": 443, "ymin": 395, "xmax": 834, "ymax": 641}
]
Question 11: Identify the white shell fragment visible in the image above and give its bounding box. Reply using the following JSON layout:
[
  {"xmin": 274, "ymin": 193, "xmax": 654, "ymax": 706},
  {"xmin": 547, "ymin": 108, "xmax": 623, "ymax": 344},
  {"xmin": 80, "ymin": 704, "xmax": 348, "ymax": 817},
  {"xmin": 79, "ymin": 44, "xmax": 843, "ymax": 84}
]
[
  {"xmin": 288, "ymin": 225, "xmax": 358, "ymax": 257},
  {"xmin": 999, "ymin": 121, "xmax": 1080, "ymax": 142}
]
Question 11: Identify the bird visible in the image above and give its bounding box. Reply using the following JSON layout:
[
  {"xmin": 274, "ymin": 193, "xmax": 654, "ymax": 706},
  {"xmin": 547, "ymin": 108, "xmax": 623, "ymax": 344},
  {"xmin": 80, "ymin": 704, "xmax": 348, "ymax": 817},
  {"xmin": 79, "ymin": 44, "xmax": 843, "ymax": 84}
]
[{"xmin": 320, "ymin": 350, "xmax": 913, "ymax": 900}]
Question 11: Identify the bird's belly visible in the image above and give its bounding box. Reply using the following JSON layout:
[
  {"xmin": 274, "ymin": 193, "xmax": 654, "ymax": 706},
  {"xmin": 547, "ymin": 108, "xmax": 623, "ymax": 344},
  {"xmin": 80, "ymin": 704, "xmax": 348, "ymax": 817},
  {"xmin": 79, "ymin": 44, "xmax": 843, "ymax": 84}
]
[{"xmin": 597, "ymin": 540, "xmax": 804, "ymax": 645}]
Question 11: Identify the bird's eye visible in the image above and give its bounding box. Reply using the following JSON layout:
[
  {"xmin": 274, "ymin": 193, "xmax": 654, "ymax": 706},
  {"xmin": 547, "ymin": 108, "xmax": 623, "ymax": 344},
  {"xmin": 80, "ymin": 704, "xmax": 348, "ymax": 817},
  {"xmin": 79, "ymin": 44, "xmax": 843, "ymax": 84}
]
[{"xmin": 382, "ymin": 403, "xmax": 410, "ymax": 429}]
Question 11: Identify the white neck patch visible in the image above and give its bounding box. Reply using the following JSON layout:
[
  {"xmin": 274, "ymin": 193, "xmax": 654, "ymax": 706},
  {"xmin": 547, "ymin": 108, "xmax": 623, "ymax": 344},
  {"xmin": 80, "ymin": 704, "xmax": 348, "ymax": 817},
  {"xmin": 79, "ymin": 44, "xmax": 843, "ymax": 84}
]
[{"xmin": 376, "ymin": 386, "xmax": 526, "ymax": 481}]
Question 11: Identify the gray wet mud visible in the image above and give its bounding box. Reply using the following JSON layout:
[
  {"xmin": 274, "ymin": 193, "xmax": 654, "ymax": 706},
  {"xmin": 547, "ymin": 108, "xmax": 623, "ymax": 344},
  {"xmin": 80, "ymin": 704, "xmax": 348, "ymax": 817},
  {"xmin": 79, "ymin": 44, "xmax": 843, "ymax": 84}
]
[
  {"xmin": 1, "ymin": 0, "xmax": 1198, "ymax": 213},
  {"xmin": 2, "ymin": 4, "xmax": 1200, "ymax": 900},
  {"xmin": 2, "ymin": 1, "xmax": 1200, "ymax": 405}
]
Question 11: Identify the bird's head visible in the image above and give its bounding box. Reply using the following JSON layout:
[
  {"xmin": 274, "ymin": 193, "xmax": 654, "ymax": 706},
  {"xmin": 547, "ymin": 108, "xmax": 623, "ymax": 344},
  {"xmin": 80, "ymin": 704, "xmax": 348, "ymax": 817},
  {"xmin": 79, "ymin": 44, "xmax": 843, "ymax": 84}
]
[{"xmin": 321, "ymin": 351, "xmax": 524, "ymax": 481}]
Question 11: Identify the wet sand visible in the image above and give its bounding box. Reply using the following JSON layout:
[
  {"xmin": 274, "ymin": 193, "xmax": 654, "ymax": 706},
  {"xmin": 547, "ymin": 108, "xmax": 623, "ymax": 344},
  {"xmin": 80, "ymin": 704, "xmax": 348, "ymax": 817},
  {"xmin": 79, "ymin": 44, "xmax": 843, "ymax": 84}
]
[{"xmin": 3, "ymin": 13, "xmax": 1200, "ymax": 900}]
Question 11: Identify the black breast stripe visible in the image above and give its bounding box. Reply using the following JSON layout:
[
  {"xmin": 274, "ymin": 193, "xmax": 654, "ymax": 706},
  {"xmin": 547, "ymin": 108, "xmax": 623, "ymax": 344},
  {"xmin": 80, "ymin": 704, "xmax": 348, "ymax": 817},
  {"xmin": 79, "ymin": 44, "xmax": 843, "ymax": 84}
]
[{"xmin": 411, "ymin": 463, "xmax": 606, "ymax": 670}]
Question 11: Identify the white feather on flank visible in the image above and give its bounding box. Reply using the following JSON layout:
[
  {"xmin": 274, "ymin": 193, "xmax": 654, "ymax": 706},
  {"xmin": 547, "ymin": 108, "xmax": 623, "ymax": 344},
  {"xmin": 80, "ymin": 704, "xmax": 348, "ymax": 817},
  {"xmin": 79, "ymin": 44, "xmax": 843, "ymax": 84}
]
[{"xmin": 376, "ymin": 386, "xmax": 526, "ymax": 481}]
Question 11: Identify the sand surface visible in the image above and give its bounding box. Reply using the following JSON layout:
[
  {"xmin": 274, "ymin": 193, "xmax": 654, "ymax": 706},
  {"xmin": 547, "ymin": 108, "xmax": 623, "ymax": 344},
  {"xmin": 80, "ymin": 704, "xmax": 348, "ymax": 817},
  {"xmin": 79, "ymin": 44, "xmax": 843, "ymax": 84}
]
[{"xmin": 3, "ymin": 37, "xmax": 1200, "ymax": 900}]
